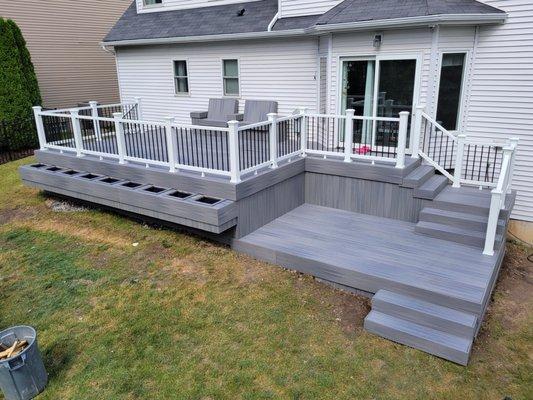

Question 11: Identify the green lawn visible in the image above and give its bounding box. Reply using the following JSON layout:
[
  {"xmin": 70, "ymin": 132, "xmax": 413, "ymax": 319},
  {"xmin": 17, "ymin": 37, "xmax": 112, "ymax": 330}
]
[{"xmin": 0, "ymin": 157, "xmax": 532, "ymax": 399}]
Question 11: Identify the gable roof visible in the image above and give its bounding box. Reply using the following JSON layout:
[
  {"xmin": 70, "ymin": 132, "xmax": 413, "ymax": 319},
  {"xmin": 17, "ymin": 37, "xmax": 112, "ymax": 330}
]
[
  {"xmin": 316, "ymin": 0, "xmax": 504, "ymax": 26},
  {"xmin": 103, "ymin": 0, "xmax": 505, "ymax": 45}
]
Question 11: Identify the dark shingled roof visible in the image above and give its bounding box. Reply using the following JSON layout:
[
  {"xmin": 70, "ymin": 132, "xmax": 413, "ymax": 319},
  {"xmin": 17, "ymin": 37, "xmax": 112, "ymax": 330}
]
[
  {"xmin": 104, "ymin": 0, "xmax": 278, "ymax": 42},
  {"xmin": 316, "ymin": 0, "xmax": 505, "ymax": 25},
  {"xmin": 104, "ymin": 0, "xmax": 504, "ymax": 44}
]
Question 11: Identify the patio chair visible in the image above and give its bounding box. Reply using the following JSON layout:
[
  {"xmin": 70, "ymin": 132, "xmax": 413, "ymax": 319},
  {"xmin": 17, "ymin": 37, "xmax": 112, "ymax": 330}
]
[
  {"xmin": 190, "ymin": 98, "xmax": 239, "ymax": 128},
  {"xmin": 229, "ymin": 99, "xmax": 278, "ymax": 126}
]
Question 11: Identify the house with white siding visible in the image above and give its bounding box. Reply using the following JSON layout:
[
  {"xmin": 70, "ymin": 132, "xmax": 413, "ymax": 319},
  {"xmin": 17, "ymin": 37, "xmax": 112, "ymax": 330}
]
[{"xmin": 19, "ymin": 0, "xmax": 532, "ymax": 364}]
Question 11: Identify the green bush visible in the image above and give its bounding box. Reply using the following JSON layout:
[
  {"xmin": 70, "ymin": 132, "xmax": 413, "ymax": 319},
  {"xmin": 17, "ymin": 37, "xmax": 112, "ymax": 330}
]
[{"xmin": 0, "ymin": 18, "xmax": 41, "ymax": 150}]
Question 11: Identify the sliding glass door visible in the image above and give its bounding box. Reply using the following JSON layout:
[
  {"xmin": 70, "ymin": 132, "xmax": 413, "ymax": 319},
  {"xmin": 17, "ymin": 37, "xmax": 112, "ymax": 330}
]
[{"xmin": 340, "ymin": 55, "xmax": 419, "ymax": 150}]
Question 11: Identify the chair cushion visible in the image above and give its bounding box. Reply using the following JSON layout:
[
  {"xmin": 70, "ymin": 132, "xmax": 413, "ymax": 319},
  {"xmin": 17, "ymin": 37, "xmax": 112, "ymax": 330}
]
[
  {"xmin": 207, "ymin": 98, "xmax": 239, "ymax": 121},
  {"xmin": 243, "ymin": 100, "xmax": 278, "ymax": 124}
]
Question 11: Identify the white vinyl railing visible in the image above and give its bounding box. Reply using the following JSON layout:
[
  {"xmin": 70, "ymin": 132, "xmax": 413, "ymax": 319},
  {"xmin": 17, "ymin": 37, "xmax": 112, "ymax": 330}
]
[{"xmin": 410, "ymin": 105, "xmax": 519, "ymax": 256}]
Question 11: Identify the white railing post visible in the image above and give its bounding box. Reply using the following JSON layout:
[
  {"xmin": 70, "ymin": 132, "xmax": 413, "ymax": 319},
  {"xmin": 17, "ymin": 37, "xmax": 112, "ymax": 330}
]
[
  {"xmin": 299, "ymin": 107, "xmax": 307, "ymax": 157},
  {"xmin": 113, "ymin": 112, "xmax": 126, "ymax": 164},
  {"xmin": 507, "ymin": 137, "xmax": 519, "ymax": 194},
  {"xmin": 453, "ymin": 134, "xmax": 467, "ymax": 188},
  {"xmin": 411, "ymin": 105, "xmax": 425, "ymax": 158},
  {"xmin": 70, "ymin": 109, "xmax": 83, "ymax": 157},
  {"xmin": 344, "ymin": 109, "xmax": 354, "ymax": 162},
  {"xmin": 395, "ymin": 111, "xmax": 410, "ymax": 169},
  {"xmin": 483, "ymin": 189, "xmax": 502, "ymax": 256},
  {"xmin": 32, "ymin": 106, "xmax": 47, "ymax": 150},
  {"xmin": 89, "ymin": 101, "xmax": 101, "ymax": 141},
  {"xmin": 228, "ymin": 120, "xmax": 241, "ymax": 183},
  {"xmin": 268, "ymin": 113, "xmax": 278, "ymax": 169},
  {"xmin": 134, "ymin": 97, "xmax": 143, "ymax": 120},
  {"xmin": 165, "ymin": 116, "xmax": 176, "ymax": 173}
]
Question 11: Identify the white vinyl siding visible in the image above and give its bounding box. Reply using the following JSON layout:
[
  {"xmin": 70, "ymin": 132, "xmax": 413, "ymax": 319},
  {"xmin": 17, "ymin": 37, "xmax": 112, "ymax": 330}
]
[
  {"xmin": 280, "ymin": 0, "xmax": 343, "ymax": 18},
  {"xmin": 136, "ymin": 0, "xmax": 261, "ymax": 13},
  {"xmin": 116, "ymin": 37, "xmax": 318, "ymax": 122},
  {"xmin": 464, "ymin": 0, "xmax": 533, "ymax": 222}
]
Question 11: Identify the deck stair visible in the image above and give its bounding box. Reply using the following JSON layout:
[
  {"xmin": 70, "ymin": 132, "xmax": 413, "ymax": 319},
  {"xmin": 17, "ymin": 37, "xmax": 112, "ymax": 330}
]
[
  {"xmin": 414, "ymin": 186, "xmax": 511, "ymax": 249},
  {"xmin": 402, "ymin": 165, "xmax": 435, "ymax": 188},
  {"xmin": 364, "ymin": 290, "xmax": 478, "ymax": 365}
]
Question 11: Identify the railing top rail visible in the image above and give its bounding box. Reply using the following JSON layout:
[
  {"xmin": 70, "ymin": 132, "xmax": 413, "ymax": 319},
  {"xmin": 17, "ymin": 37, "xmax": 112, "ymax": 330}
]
[
  {"xmin": 306, "ymin": 113, "xmax": 347, "ymax": 119},
  {"xmin": 238, "ymin": 120, "xmax": 271, "ymax": 130},
  {"xmin": 494, "ymin": 146, "xmax": 514, "ymax": 193},
  {"xmin": 276, "ymin": 114, "xmax": 301, "ymax": 123},
  {"xmin": 171, "ymin": 122, "xmax": 230, "ymax": 132},
  {"xmin": 351, "ymin": 115, "xmax": 400, "ymax": 122},
  {"xmin": 95, "ymin": 102, "xmax": 135, "ymax": 109}
]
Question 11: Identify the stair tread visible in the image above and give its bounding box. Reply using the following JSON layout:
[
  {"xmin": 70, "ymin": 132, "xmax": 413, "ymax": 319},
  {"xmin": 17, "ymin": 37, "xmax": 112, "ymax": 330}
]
[
  {"xmin": 418, "ymin": 175, "xmax": 448, "ymax": 190},
  {"xmin": 365, "ymin": 311, "xmax": 473, "ymax": 353},
  {"xmin": 373, "ymin": 290, "xmax": 477, "ymax": 329},
  {"xmin": 403, "ymin": 165, "xmax": 434, "ymax": 187},
  {"xmin": 414, "ymin": 175, "xmax": 449, "ymax": 199},
  {"xmin": 416, "ymin": 220, "xmax": 490, "ymax": 240}
]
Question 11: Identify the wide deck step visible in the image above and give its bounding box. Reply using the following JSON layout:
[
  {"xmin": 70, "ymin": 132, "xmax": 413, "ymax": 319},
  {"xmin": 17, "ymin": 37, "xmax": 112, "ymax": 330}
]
[
  {"xmin": 414, "ymin": 220, "xmax": 503, "ymax": 249},
  {"xmin": 419, "ymin": 207, "xmax": 505, "ymax": 233},
  {"xmin": 402, "ymin": 165, "xmax": 434, "ymax": 188},
  {"xmin": 364, "ymin": 310, "xmax": 473, "ymax": 365},
  {"xmin": 372, "ymin": 290, "xmax": 477, "ymax": 337},
  {"xmin": 413, "ymin": 175, "xmax": 449, "ymax": 200}
]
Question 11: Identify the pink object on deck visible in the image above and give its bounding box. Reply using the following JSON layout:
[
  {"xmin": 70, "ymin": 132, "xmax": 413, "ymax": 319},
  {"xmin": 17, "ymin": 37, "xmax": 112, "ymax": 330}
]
[{"xmin": 356, "ymin": 145, "xmax": 372, "ymax": 155}]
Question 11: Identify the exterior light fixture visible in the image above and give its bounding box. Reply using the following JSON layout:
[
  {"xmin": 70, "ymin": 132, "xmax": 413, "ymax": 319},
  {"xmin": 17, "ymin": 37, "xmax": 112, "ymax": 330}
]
[{"xmin": 373, "ymin": 34, "xmax": 382, "ymax": 48}]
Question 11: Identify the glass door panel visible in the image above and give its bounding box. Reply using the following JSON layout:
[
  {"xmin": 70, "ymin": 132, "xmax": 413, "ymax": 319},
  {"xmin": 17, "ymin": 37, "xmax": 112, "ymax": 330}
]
[
  {"xmin": 374, "ymin": 59, "xmax": 416, "ymax": 147},
  {"xmin": 341, "ymin": 60, "xmax": 375, "ymax": 144}
]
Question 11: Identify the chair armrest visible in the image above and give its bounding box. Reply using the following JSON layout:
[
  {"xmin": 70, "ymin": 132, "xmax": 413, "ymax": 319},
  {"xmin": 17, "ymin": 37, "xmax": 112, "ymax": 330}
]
[
  {"xmin": 227, "ymin": 113, "xmax": 244, "ymax": 121},
  {"xmin": 190, "ymin": 111, "xmax": 208, "ymax": 119}
]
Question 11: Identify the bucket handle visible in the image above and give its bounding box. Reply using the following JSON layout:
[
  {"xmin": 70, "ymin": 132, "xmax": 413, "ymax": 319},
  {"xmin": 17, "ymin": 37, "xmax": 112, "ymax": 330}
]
[{"xmin": 6, "ymin": 353, "xmax": 26, "ymax": 371}]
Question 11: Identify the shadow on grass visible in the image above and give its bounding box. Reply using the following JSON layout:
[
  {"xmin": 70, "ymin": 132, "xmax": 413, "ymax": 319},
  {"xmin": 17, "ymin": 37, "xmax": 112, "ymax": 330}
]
[{"xmin": 42, "ymin": 338, "xmax": 77, "ymax": 381}]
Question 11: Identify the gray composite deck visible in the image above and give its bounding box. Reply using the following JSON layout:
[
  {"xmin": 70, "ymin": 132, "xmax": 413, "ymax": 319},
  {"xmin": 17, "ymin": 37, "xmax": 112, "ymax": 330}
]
[{"xmin": 234, "ymin": 203, "xmax": 500, "ymax": 315}]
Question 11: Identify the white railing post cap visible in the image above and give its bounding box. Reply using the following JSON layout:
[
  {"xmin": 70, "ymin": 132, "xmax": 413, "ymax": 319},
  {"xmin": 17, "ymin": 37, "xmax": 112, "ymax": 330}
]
[
  {"xmin": 32, "ymin": 105, "xmax": 42, "ymax": 111},
  {"xmin": 164, "ymin": 116, "xmax": 175, "ymax": 123},
  {"xmin": 113, "ymin": 112, "xmax": 122, "ymax": 118},
  {"xmin": 70, "ymin": 109, "xmax": 79, "ymax": 115}
]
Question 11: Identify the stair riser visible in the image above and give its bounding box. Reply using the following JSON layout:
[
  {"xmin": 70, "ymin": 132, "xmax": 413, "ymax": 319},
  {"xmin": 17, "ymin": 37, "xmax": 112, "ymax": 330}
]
[
  {"xmin": 372, "ymin": 299, "xmax": 475, "ymax": 338},
  {"xmin": 419, "ymin": 212, "xmax": 505, "ymax": 234},
  {"xmin": 433, "ymin": 200, "xmax": 511, "ymax": 219},
  {"xmin": 364, "ymin": 318, "xmax": 470, "ymax": 366},
  {"xmin": 402, "ymin": 167, "xmax": 435, "ymax": 188},
  {"xmin": 414, "ymin": 225, "xmax": 502, "ymax": 249}
]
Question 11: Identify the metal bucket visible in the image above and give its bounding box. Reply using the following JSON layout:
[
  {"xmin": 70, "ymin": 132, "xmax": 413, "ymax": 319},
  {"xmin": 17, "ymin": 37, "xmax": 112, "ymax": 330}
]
[{"xmin": 0, "ymin": 326, "xmax": 47, "ymax": 400}]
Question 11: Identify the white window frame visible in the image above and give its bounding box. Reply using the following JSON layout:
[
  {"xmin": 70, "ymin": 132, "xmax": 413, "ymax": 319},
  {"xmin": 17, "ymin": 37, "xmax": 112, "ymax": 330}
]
[
  {"xmin": 221, "ymin": 58, "xmax": 240, "ymax": 97},
  {"xmin": 434, "ymin": 49, "xmax": 470, "ymax": 133},
  {"xmin": 172, "ymin": 59, "xmax": 190, "ymax": 96},
  {"xmin": 143, "ymin": 0, "xmax": 163, "ymax": 8}
]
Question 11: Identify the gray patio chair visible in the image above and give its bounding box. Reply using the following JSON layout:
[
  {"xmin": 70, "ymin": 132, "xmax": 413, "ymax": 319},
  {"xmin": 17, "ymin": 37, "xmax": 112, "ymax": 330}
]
[
  {"xmin": 229, "ymin": 100, "xmax": 278, "ymax": 126},
  {"xmin": 190, "ymin": 98, "xmax": 239, "ymax": 128}
]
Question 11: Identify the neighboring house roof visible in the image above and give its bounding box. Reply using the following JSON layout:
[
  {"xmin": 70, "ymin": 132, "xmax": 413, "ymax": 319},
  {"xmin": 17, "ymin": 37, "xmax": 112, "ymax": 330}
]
[{"xmin": 103, "ymin": 0, "xmax": 505, "ymax": 45}]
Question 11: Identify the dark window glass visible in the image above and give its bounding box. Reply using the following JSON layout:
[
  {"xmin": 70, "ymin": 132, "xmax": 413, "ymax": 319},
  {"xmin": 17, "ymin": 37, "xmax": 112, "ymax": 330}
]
[{"xmin": 436, "ymin": 53, "xmax": 465, "ymax": 131}]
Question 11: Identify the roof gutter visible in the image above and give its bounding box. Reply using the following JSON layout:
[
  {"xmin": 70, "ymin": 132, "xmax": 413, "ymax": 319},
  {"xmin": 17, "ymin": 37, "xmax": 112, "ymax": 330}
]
[
  {"xmin": 102, "ymin": 12, "xmax": 506, "ymax": 47},
  {"xmin": 267, "ymin": 11, "xmax": 279, "ymax": 32},
  {"xmin": 310, "ymin": 13, "xmax": 507, "ymax": 33}
]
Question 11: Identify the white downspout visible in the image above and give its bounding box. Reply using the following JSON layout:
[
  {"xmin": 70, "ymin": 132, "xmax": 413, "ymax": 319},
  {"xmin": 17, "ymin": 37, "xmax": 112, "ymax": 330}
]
[{"xmin": 267, "ymin": 12, "xmax": 279, "ymax": 32}]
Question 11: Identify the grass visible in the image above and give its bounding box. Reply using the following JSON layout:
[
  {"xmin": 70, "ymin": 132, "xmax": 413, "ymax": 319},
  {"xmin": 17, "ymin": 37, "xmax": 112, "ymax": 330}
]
[{"xmin": 0, "ymin": 157, "xmax": 532, "ymax": 399}]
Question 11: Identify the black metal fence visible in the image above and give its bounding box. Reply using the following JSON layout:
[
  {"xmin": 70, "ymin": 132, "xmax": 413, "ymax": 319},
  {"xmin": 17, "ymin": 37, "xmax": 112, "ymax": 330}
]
[
  {"xmin": 0, "ymin": 119, "xmax": 37, "ymax": 164},
  {"xmin": 238, "ymin": 124, "xmax": 270, "ymax": 171},
  {"xmin": 462, "ymin": 143, "xmax": 503, "ymax": 184},
  {"xmin": 174, "ymin": 126, "xmax": 230, "ymax": 171},
  {"xmin": 277, "ymin": 117, "xmax": 301, "ymax": 158}
]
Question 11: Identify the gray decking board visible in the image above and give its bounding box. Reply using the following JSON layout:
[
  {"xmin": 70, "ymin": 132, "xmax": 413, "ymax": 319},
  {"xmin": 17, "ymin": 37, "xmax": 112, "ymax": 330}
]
[
  {"xmin": 402, "ymin": 165, "xmax": 434, "ymax": 188},
  {"xmin": 235, "ymin": 204, "xmax": 501, "ymax": 314},
  {"xmin": 413, "ymin": 175, "xmax": 449, "ymax": 199}
]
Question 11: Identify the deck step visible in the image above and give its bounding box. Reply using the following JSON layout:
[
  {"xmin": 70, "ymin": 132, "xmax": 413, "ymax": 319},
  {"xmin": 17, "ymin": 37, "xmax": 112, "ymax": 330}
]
[
  {"xmin": 413, "ymin": 175, "xmax": 449, "ymax": 199},
  {"xmin": 364, "ymin": 310, "xmax": 473, "ymax": 365},
  {"xmin": 402, "ymin": 165, "xmax": 435, "ymax": 188},
  {"xmin": 419, "ymin": 207, "xmax": 505, "ymax": 233},
  {"xmin": 414, "ymin": 220, "xmax": 503, "ymax": 249},
  {"xmin": 372, "ymin": 290, "xmax": 477, "ymax": 337}
]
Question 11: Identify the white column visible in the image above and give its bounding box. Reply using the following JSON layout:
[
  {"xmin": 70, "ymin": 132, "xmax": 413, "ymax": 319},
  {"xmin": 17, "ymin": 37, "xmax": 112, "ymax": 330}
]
[
  {"xmin": 70, "ymin": 109, "xmax": 83, "ymax": 157},
  {"xmin": 507, "ymin": 137, "xmax": 519, "ymax": 194},
  {"xmin": 395, "ymin": 111, "xmax": 410, "ymax": 169},
  {"xmin": 228, "ymin": 120, "xmax": 241, "ymax": 183},
  {"xmin": 483, "ymin": 189, "xmax": 501, "ymax": 256},
  {"xmin": 113, "ymin": 112, "xmax": 126, "ymax": 164},
  {"xmin": 89, "ymin": 101, "xmax": 101, "ymax": 141},
  {"xmin": 453, "ymin": 134, "xmax": 467, "ymax": 188},
  {"xmin": 268, "ymin": 113, "xmax": 278, "ymax": 169},
  {"xmin": 165, "ymin": 116, "xmax": 176, "ymax": 173},
  {"xmin": 411, "ymin": 105, "xmax": 425, "ymax": 158},
  {"xmin": 32, "ymin": 106, "xmax": 47, "ymax": 150},
  {"xmin": 298, "ymin": 107, "xmax": 307, "ymax": 157},
  {"xmin": 344, "ymin": 109, "xmax": 354, "ymax": 162},
  {"xmin": 134, "ymin": 97, "xmax": 143, "ymax": 120}
]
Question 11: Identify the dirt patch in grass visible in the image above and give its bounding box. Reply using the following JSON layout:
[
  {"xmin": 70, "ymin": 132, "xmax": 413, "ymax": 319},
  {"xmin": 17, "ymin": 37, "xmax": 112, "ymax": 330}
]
[{"xmin": 0, "ymin": 207, "xmax": 38, "ymax": 225}]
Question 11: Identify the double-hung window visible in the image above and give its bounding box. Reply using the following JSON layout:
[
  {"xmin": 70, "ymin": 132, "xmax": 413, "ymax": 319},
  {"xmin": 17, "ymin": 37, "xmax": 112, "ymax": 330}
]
[
  {"xmin": 222, "ymin": 59, "xmax": 239, "ymax": 96},
  {"xmin": 144, "ymin": 0, "xmax": 162, "ymax": 5},
  {"xmin": 436, "ymin": 53, "xmax": 466, "ymax": 131},
  {"xmin": 173, "ymin": 60, "xmax": 189, "ymax": 95}
]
